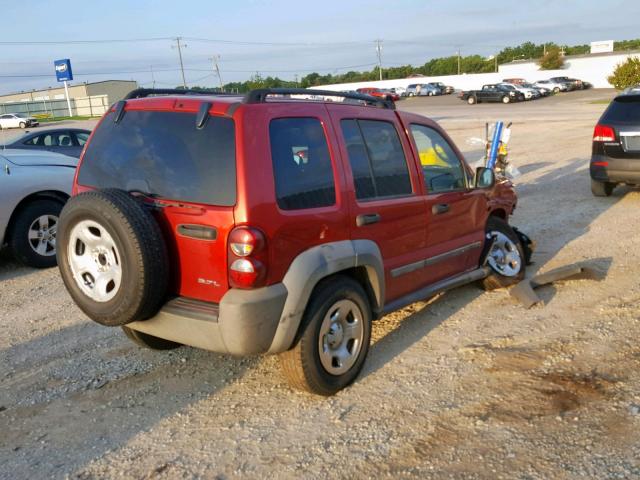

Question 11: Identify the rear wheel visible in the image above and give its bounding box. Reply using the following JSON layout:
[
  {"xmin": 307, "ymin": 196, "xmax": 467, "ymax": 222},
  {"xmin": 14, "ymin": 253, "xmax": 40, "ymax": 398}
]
[
  {"xmin": 591, "ymin": 179, "xmax": 614, "ymax": 197},
  {"xmin": 481, "ymin": 217, "xmax": 525, "ymax": 290},
  {"xmin": 279, "ymin": 276, "xmax": 372, "ymax": 396},
  {"xmin": 57, "ymin": 189, "xmax": 169, "ymax": 326},
  {"xmin": 122, "ymin": 326, "xmax": 181, "ymax": 350},
  {"xmin": 553, "ymin": 87, "xmax": 560, "ymax": 93},
  {"xmin": 8, "ymin": 199, "xmax": 63, "ymax": 268},
  {"xmin": 467, "ymin": 96, "xmax": 477, "ymax": 105}
]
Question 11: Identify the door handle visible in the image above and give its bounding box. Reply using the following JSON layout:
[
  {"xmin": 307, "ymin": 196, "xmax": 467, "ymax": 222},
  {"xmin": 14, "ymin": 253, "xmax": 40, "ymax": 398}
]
[
  {"xmin": 432, "ymin": 203, "xmax": 450, "ymax": 215},
  {"xmin": 356, "ymin": 213, "xmax": 381, "ymax": 226}
]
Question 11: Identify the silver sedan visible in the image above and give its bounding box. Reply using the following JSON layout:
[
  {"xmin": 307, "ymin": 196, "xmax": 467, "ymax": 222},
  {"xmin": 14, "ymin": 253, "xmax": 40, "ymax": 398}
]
[{"xmin": 0, "ymin": 149, "xmax": 76, "ymax": 267}]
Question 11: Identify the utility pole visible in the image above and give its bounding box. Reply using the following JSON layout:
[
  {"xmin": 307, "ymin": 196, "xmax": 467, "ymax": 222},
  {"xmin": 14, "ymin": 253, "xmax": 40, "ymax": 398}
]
[
  {"xmin": 457, "ymin": 49, "xmax": 461, "ymax": 75},
  {"xmin": 172, "ymin": 37, "xmax": 188, "ymax": 88},
  {"xmin": 495, "ymin": 53, "xmax": 498, "ymax": 73},
  {"xmin": 210, "ymin": 55, "xmax": 223, "ymax": 90},
  {"xmin": 375, "ymin": 39, "xmax": 383, "ymax": 81},
  {"xmin": 294, "ymin": 74, "xmax": 299, "ymax": 87},
  {"xmin": 150, "ymin": 65, "xmax": 156, "ymax": 89}
]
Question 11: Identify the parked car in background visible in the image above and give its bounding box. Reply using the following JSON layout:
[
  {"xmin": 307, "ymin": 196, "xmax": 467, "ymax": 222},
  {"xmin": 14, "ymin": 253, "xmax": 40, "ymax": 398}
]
[
  {"xmin": 4, "ymin": 128, "xmax": 91, "ymax": 158},
  {"xmin": 590, "ymin": 89, "xmax": 640, "ymax": 196},
  {"xmin": 390, "ymin": 86, "xmax": 406, "ymax": 97},
  {"xmin": 57, "ymin": 87, "xmax": 525, "ymax": 395},
  {"xmin": 499, "ymin": 83, "xmax": 535, "ymax": 100},
  {"xmin": 549, "ymin": 77, "xmax": 577, "ymax": 91},
  {"xmin": 406, "ymin": 83, "xmax": 440, "ymax": 97},
  {"xmin": 534, "ymin": 79, "xmax": 568, "ymax": 93},
  {"xmin": 502, "ymin": 78, "xmax": 527, "ymax": 86},
  {"xmin": 0, "ymin": 113, "xmax": 39, "ymax": 129},
  {"xmin": 431, "ymin": 82, "xmax": 454, "ymax": 94},
  {"xmin": 459, "ymin": 84, "xmax": 524, "ymax": 104},
  {"xmin": 521, "ymin": 82, "xmax": 551, "ymax": 96},
  {"xmin": 356, "ymin": 87, "xmax": 399, "ymax": 102},
  {"xmin": 0, "ymin": 149, "xmax": 76, "ymax": 267}
]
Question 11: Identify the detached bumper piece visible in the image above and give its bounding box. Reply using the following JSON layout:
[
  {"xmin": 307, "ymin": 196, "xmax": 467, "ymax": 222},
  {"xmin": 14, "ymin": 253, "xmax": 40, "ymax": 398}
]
[{"xmin": 510, "ymin": 264, "xmax": 598, "ymax": 308}]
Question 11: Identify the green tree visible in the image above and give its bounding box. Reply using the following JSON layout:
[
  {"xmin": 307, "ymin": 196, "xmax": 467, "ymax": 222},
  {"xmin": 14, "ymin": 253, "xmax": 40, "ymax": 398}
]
[
  {"xmin": 538, "ymin": 47, "xmax": 565, "ymax": 70},
  {"xmin": 607, "ymin": 57, "xmax": 640, "ymax": 89}
]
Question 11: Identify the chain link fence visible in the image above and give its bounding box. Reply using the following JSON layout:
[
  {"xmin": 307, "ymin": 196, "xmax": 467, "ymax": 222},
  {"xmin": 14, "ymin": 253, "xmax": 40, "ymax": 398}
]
[{"xmin": 0, "ymin": 95, "xmax": 109, "ymax": 119}]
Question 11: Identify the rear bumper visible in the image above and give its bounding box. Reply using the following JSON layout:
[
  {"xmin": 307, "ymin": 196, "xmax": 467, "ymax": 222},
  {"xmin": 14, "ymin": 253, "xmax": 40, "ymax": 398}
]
[
  {"xmin": 590, "ymin": 154, "xmax": 640, "ymax": 184},
  {"xmin": 127, "ymin": 283, "xmax": 288, "ymax": 356}
]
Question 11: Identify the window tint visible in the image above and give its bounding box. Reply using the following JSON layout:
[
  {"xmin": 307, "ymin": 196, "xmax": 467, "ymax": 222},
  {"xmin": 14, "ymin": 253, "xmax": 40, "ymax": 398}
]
[
  {"xmin": 23, "ymin": 135, "xmax": 39, "ymax": 145},
  {"xmin": 602, "ymin": 97, "xmax": 640, "ymax": 123},
  {"xmin": 341, "ymin": 119, "xmax": 412, "ymax": 200},
  {"xmin": 75, "ymin": 132, "xmax": 90, "ymax": 145},
  {"xmin": 269, "ymin": 117, "xmax": 335, "ymax": 210},
  {"xmin": 410, "ymin": 124, "xmax": 466, "ymax": 193},
  {"xmin": 78, "ymin": 110, "xmax": 236, "ymax": 206}
]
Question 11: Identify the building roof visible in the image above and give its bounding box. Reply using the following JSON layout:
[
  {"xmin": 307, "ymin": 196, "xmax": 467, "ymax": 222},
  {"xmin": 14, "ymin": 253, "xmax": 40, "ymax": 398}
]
[
  {"xmin": 501, "ymin": 49, "xmax": 640, "ymax": 65},
  {"xmin": 0, "ymin": 79, "xmax": 137, "ymax": 98}
]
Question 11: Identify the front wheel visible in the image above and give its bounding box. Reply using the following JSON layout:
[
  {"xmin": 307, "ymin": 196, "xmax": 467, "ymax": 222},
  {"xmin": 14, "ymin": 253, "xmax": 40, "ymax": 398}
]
[
  {"xmin": 279, "ymin": 276, "xmax": 372, "ymax": 396},
  {"xmin": 481, "ymin": 217, "xmax": 526, "ymax": 290},
  {"xmin": 8, "ymin": 199, "xmax": 63, "ymax": 268},
  {"xmin": 502, "ymin": 95, "xmax": 511, "ymax": 104},
  {"xmin": 19, "ymin": 122, "xmax": 26, "ymax": 128}
]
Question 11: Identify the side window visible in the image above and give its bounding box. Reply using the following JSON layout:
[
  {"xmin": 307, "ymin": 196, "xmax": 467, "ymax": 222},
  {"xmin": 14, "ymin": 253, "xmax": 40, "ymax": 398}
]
[
  {"xmin": 410, "ymin": 124, "xmax": 466, "ymax": 193},
  {"xmin": 269, "ymin": 117, "xmax": 336, "ymax": 210},
  {"xmin": 75, "ymin": 132, "xmax": 90, "ymax": 146},
  {"xmin": 340, "ymin": 119, "xmax": 412, "ymax": 200},
  {"xmin": 23, "ymin": 135, "xmax": 40, "ymax": 145}
]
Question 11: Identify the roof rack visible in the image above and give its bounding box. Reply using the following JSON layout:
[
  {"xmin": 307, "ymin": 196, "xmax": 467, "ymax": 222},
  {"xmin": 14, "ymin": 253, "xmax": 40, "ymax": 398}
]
[
  {"xmin": 124, "ymin": 88, "xmax": 240, "ymax": 100},
  {"xmin": 244, "ymin": 88, "xmax": 395, "ymax": 109}
]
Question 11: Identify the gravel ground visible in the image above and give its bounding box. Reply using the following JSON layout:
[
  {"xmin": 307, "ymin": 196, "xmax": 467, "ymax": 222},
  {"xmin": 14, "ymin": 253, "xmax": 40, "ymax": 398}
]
[{"xmin": 2, "ymin": 89, "xmax": 640, "ymax": 479}]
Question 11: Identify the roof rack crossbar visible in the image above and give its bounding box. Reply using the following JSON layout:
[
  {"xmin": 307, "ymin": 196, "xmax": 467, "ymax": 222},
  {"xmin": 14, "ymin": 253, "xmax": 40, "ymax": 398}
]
[
  {"xmin": 244, "ymin": 88, "xmax": 395, "ymax": 109},
  {"xmin": 124, "ymin": 88, "xmax": 240, "ymax": 100}
]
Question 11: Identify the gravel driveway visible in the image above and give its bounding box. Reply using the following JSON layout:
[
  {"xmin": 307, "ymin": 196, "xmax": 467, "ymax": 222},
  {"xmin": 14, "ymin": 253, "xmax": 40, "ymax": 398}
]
[{"xmin": 1, "ymin": 89, "xmax": 639, "ymax": 479}]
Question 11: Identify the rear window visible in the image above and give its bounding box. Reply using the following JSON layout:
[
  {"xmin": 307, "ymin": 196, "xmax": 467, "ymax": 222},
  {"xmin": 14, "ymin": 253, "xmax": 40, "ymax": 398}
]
[
  {"xmin": 602, "ymin": 96, "xmax": 640, "ymax": 123},
  {"xmin": 77, "ymin": 110, "xmax": 236, "ymax": 206}
]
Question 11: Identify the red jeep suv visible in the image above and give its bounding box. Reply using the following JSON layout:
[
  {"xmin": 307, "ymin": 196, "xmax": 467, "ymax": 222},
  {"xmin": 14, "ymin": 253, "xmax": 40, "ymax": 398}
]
[{"xmin": 57, "ymin": 88, "xmax": 525, "ymax": 395}]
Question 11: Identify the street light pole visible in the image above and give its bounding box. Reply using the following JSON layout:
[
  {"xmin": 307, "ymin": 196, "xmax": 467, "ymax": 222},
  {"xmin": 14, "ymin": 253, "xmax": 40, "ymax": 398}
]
[{"xmin": 375, "ymin": 39, "xmax": 383, "ymax": 81}]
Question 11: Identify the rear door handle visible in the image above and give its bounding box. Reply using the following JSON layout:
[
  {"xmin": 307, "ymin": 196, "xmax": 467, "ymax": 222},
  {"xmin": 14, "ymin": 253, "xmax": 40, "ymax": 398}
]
[
  {"xmin": 356, "ymin": 213, "xmax": 381, "ymax": 226},
  {"xmin": 432, "ymin": 203, "xmax": 450, "ymax": 215}
]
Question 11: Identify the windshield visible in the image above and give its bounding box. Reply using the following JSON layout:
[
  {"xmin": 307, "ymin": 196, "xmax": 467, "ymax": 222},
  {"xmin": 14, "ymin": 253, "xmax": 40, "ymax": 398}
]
[
  {"xmin": 14, "ymin": 113, "xmax": 28, "ymax": 118},
  {"xmin": 78, "ymin": 110, "xmax": 237, "ymax": 206}
]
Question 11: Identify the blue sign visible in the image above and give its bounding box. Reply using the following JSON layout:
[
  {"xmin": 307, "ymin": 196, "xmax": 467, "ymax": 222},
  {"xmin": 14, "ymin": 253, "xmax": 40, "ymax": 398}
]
[{"xmin": 54, "ymin": 59, "xmax": 73, "ymax": 82}]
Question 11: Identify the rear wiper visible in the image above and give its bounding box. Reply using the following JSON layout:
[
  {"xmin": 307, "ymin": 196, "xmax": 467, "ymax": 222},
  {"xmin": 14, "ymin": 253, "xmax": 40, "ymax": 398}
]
[{"xmin": 129, "ymin": 189, "xmax": 160, "ymax": 200}]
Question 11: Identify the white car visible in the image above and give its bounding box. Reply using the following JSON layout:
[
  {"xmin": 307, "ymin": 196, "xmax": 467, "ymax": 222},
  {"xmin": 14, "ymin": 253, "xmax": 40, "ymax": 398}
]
[
  {"xmin": 534, "ymin": 80, "xmax": 568, "ymax": 93},
  {"xmin": 499, "ymin": 83, "xmax": 535, "ymax": 100},
  {"xmin": 0, "ymin": 149, "xmax": 76, "ymax": 267},
  {"xmin": 0, "ymin": 113, "xmax": 39, "ymax": 129}
]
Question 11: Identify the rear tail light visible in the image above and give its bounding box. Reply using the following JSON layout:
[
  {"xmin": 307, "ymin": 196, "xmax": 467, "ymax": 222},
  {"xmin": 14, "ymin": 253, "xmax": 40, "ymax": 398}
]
[
  {"xmin": 228, "ymin": 227, "xmax": 267, "ymax": 289},
  {"xmin": 593, "ymin": 124, "xmax": 615, "ymax": 142}
]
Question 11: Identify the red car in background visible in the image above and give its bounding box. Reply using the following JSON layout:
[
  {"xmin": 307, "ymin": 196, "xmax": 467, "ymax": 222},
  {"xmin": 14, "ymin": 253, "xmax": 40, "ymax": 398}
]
[{"xmin": 356, "ymin": 87, "xmax": 400, "ymax": 102}]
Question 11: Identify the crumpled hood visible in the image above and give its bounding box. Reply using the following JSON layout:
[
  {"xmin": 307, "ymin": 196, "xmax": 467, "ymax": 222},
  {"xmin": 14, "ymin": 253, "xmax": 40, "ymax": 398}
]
[{"xmin": 1, "ymin": 149, "xmax": 78, "ymax": 168}]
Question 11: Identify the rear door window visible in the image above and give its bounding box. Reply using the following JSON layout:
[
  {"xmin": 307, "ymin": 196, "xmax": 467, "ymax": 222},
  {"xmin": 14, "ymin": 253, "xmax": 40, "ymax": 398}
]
[
  {"xmin": 340, "ymin": 119, "xmax": 412, "ymax": 200},
  {"xmin": 77, "ymin": 110, "xmax": 236, "ymax": 206},
  {"xmin": 269, "ymin": 117, "xmax": 336, "ymax": 210}
]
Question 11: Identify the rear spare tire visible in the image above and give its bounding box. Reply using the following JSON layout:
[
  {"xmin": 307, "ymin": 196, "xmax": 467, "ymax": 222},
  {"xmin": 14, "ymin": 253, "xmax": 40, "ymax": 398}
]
[{"xmin": 57, "ymin": 189, "xmax": 169, "ymax": 326}]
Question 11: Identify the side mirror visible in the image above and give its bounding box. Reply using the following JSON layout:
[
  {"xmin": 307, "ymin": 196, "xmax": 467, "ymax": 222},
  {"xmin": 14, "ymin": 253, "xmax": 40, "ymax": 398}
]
[{"xmin": 475, "ymin": 167, "xmax": 495, "ymax": 189}]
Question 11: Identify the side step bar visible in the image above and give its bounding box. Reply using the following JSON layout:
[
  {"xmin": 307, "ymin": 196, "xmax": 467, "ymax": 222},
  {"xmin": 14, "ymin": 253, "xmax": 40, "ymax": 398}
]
[{"xmin": 381, "ymin": 267, "xmax": 490, "ymax": 315}]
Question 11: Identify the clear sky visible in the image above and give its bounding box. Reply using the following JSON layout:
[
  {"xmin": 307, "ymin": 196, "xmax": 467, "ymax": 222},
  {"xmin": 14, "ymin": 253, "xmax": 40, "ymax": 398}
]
[{"xmin": 1, "ymin": 0, "xmax": 639, "ymax": 94}]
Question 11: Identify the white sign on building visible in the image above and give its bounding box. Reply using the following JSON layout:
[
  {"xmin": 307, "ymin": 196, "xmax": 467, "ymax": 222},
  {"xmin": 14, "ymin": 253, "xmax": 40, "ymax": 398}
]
[{"xmin": 591, "ymin": 40, "xmax": 614, "ymax": 54}]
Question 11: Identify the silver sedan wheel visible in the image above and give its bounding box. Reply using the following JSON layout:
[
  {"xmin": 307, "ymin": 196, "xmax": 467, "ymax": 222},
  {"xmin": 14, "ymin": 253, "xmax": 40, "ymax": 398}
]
[
  {"xmin": 67, "ymin": 220, "xmax": 122, "ymax": 302},
  {"xmin": 28, "ymin": 215, "xmax": 58, "ymax": 257},
  {"xmin": 318, "ymin": 299, "xmax": 364, "ymax": 376},
  {"xmin": 486, "ymin": 231, "xmax": 521, "ymax": 277}
]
